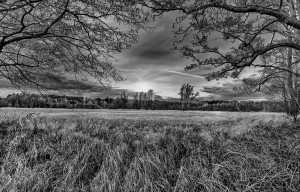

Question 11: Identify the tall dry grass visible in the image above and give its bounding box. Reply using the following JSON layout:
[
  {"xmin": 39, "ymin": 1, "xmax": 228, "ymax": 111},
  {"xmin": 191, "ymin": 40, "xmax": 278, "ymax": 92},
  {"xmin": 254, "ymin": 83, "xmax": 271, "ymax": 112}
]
[{"xmin": 0, "ymin": 115, "xmax": 300, "ymax": 191}]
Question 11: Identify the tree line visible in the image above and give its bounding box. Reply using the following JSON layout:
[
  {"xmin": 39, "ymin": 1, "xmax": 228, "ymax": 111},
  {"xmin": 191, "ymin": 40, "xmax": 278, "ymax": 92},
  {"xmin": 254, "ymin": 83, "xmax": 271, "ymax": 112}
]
[{"xmin": 0, "ymin": 93, "xmax": 285, "ymax": 113}]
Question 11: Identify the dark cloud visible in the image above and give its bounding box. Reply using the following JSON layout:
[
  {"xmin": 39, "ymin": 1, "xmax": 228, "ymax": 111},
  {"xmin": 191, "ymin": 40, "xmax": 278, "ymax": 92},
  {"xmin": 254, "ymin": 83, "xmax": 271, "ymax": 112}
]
[
  {"xmin": 29, "ymin": 72, "xmax": 106, "ymax": 92},
  {"xmin": 128, "ymin": 31, "xmax": 174, "ymax": 60},
  {"xmin": 0, "ymin": 72, "xmax": 133, "ymax": 98},
  {"xmin": 201, "ymin": 81, "xmax": 266, "ymax": 100},
  {"xmin": 40, "ymin": 73, "xmax": 135, "ymax": 98},
  {"xmin": 0, "ymin": 73, "xmax": 108, "ymax": 96}
]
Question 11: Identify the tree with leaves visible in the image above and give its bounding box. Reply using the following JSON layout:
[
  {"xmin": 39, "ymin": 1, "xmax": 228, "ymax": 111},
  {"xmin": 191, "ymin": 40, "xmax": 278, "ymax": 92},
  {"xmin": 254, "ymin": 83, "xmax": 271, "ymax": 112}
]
[
  {"xmin": 178, "ymin": 83, "xmax": 199, "ymax": 110},
  {"xmin": 120, "ymin": 91, "xmax": 128, "ymax": 109},
  {"xmin": 0, "ymin": 0, "xmax": 146, "ymax": 91},
  {"xmin": 146, "ymin": 89, "xmax": 154, "ymax": 109},
  {"xmin": 133, "ymin": 92, "xmax": 140, "ymax": 109}
]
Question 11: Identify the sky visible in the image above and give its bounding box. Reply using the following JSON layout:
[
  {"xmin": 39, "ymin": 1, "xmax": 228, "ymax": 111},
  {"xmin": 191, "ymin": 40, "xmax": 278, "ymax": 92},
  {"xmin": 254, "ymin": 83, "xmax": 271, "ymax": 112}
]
[
  {"xmin": 109, "ymin": 12, "xmax": 266, "ymax": 100},
  {"xmin": 0, "ymin": 12, "xmax": 266, "ymax": 100}
]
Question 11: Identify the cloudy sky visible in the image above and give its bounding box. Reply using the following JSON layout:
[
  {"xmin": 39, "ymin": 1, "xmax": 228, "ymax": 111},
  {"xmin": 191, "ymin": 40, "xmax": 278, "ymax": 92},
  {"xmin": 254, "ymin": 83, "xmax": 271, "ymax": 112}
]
[
  {"xmin": 0, "ymin": 12, "xmax": 266, "ymax": 100},
  {"xmin": 109, "ymin": 12, "xmax": 266, "ymax": 100}
]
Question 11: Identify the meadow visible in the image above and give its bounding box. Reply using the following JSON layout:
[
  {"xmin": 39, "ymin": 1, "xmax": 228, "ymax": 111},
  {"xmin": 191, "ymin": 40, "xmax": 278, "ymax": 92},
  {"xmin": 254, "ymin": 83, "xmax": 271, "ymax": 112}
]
[{"xmin": 0, "ymin": 108, "xmax": 300, "ymax": 191}]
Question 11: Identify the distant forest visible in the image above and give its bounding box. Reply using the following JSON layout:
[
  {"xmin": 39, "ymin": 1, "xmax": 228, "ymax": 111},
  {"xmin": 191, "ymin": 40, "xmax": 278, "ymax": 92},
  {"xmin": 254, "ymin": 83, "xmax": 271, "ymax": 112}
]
[{"xmin": 0, "ymin": 93, "xmax": 285, "ymax": 112}]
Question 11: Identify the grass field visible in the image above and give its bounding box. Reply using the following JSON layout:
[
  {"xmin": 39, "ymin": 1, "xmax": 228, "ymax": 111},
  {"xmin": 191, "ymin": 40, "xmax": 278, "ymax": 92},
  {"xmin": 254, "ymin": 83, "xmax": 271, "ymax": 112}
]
[
  {"xmin": 0, "ymin": 107, "xmax": 285, "ymax": 122},
  {"xmin": 0, "ymin": 108, "xmax": 300, "ymax": 191}
]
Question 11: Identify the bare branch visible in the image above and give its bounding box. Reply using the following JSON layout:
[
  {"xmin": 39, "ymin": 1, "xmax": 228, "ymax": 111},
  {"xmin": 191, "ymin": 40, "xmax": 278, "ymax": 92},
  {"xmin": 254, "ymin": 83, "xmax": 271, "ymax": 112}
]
[{"xmin": 0, "ymin": 0, "xmax": 147, "ymax": 91}]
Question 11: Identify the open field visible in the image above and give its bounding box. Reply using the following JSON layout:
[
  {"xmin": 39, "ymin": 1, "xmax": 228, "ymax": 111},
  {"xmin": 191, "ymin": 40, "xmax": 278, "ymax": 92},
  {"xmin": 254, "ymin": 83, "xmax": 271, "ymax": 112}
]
[
  {"xmin": 0, "ymin": 107, "xmax": 286, "ymax": 122},
  {"xmin": 0, "ymin": 108, "xmax": 300, "ymax": 191},
  {"xmin": 0, "ymin": 108, "xmax": 287, "ymax": 137}
]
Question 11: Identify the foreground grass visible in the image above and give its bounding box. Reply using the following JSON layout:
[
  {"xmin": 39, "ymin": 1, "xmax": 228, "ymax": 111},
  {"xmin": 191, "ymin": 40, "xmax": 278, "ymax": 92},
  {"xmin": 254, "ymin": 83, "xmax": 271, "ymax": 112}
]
[{"xmin": 0, "ymin": 116, "xmax": 300, "ymax": 191}]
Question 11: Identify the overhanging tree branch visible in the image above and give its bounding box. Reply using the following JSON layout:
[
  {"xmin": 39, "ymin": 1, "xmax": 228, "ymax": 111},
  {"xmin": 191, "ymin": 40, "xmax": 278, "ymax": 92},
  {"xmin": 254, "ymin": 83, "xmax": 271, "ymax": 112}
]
[
  {"xmin": 143, "ymin": 0, "xmax": 300, "ymax": 81},
  {"xmin": 0, "ymin": 0, "xmax": 147, "ymax": 91}
]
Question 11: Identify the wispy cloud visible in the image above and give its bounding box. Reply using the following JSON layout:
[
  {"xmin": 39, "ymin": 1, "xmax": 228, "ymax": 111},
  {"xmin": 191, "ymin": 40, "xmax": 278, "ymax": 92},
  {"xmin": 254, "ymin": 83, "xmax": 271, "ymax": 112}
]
[{"xmin": 161, "ymin": 70, "xmax": 205, "ymax": 79}]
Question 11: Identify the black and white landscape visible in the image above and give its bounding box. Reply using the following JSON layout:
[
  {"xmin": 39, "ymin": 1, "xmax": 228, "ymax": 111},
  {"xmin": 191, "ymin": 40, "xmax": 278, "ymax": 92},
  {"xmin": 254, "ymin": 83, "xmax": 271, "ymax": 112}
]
[{"xmin": 1, "ymin": 1, "xmax": 300, "ymax": 191}]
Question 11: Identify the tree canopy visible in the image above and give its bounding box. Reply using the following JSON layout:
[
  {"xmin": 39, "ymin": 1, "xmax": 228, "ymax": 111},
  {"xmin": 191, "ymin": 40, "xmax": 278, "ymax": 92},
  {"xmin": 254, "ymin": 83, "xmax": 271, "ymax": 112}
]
[
  {"xmin": 142, "ymin": 0, "xmax": 300, "ymax": 81},
  {"xmin": 0, "ymin": 0, "xmax": 146, "ymax": 91}
]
